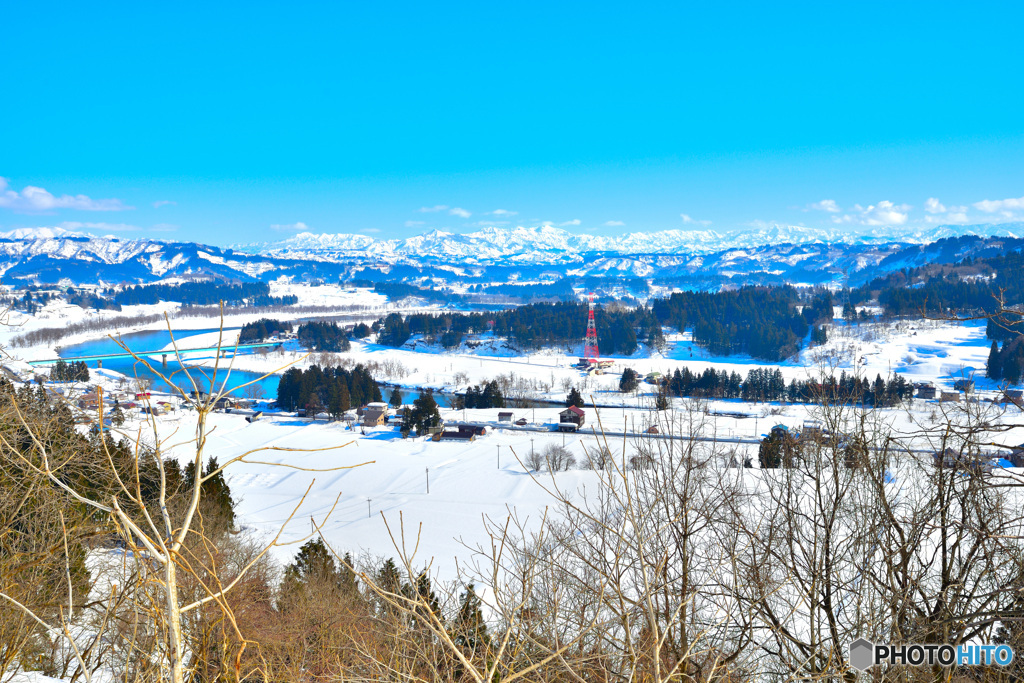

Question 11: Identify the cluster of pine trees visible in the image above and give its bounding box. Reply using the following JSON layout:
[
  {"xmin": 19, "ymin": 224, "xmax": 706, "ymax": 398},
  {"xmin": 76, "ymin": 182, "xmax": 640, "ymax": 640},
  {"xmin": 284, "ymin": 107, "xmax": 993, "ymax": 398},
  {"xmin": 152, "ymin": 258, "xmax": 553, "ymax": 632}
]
[
  {"xmin": 988, "ymin": 338, "xmax": 1024, "ymax": 383},
  {"xmin": 276, "ymin": 364, "xmax": 382, "ymax": 416},
  {"xmin": 296, "ymin": 321, "xmax": 350, "ymax": 352},
  {"xmin": 660, "ymin": 366, "xmax": 913, "ymax": 406},
  {"xmin": 16, "ymin": 289, "xmax": 53, "ymax": 315},
  {"xmin": 619, "ymin": 367, "xmax": 641, "ymax": 392},
  {"xmin": 238, "ymin": 318, "xmax": 292, "ymax": 343},
  {"xmin": 281, "ymin": 538, "xmax": 488, "ymax": 668},
  {"xmin": 113, "ymin": 281, "xmax": 298, "ymax": 307},
  {"xmin": 377, "ymin": 313, "xmax": 412, "ymax": 347},
  {"xmin": 67, "ymin": 289, "xmax": 122, "ymax": 311},
  {"xmin": 459, "ymin": 380, "xmax": 505, "ymax": 409},
  {"xmin": 651, "ymin": 287, "xmax": 831, "ymax": 361},
  {"xmin": 49, "ymin": 359, "xmax": 90, "ymax": 382}
]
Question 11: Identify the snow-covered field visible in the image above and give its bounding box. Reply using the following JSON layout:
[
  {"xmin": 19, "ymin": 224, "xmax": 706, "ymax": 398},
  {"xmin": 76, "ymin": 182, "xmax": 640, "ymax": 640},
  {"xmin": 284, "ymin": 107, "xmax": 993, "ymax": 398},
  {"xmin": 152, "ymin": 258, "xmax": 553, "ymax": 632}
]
[{"xmin": 3, "ymin": 287, "xmax": 1020, "ymax": 577}]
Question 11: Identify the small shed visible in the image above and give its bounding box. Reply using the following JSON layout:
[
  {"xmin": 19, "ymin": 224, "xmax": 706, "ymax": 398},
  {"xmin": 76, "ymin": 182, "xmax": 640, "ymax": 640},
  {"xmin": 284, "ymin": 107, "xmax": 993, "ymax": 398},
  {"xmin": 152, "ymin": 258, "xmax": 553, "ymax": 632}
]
[
  {"xmin": 559, "ymin": 405, "xmax": 586, "ymax": 428},
  {"xmin": 646, "ymin": 425, "xmax": 660, "ymax": 434},
  {"xmin": 498, "ymin": 411, "xmax": 515, "ymax": 422},
  {"xmin": 246, "ymin": 411, "xmax": 263, "ymax": 423},
  {"xmin": 1004, "ymin": 389, "xmax": 1023, "ymax": 406},
  {"xmin": 515, "ymin": 417, "xmax": 528, "ymax": 426},
  {"xmin": 940, "ymin": 391, "xmax": 961, "ymax": 403}
]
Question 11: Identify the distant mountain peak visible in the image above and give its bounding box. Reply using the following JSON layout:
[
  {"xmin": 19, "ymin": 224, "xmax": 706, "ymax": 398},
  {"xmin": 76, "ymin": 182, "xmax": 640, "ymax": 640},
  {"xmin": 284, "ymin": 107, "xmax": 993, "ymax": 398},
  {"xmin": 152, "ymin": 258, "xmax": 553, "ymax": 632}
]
[{"xmin": 0, "ymin": 226, "xmax": 84, "ymax": 240}]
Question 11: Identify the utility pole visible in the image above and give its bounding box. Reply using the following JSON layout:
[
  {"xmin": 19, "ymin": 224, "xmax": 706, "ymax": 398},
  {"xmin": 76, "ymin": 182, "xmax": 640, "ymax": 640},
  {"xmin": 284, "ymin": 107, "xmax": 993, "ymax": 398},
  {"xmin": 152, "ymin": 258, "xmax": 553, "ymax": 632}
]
[
  {"xmin": 426, "ymin": 467, "xmax": 429, "ymax": 494},
  {"xmin": 497, "ymin": 444, "xmax": 500, "ymax": 469},
  {"xmin": 367, "ymin": 498, "xmax": 372, "ymax": 519}
]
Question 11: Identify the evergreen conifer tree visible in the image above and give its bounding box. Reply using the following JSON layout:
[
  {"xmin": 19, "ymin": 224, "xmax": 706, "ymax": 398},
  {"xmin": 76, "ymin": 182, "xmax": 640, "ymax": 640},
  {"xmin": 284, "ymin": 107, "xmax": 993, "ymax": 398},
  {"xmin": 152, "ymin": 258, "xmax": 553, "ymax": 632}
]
[
  {"xmin": 989, "ymin": 340, "xmax": 1003, "ymax": 380},
  {"xmin": 452, "ymin": 583, "xmax": 488, "ymax": 652},
  {"xmin": 566, "ymin": 387, "xmax": 584, "ymax": 408},
  {"xmin": 389, "ymin": 386, "xmax": 403, "ymax": 409}
]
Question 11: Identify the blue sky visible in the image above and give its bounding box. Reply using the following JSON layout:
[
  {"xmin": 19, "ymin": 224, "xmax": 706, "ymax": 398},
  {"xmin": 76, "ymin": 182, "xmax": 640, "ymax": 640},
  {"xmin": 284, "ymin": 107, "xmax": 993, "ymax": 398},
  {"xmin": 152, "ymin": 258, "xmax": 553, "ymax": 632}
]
[{"xmin": 2, "ymin": 1, "xmax": 1022, "ymax": 244}]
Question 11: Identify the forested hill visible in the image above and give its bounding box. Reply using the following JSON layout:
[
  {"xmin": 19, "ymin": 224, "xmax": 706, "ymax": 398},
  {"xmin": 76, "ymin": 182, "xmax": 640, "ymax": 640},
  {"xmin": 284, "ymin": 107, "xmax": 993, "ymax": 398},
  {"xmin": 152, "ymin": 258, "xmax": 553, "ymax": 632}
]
[
  {"xmin": 373, "ymin": 287, "xmax": 834, "ymax": 361},
  {"xmin": 854, "ymin": 248, "xmax": 1024, "ymax": 319},
  {"xmin": 651, "ymin": 287, "xmax": 833, "ymax": 361}
]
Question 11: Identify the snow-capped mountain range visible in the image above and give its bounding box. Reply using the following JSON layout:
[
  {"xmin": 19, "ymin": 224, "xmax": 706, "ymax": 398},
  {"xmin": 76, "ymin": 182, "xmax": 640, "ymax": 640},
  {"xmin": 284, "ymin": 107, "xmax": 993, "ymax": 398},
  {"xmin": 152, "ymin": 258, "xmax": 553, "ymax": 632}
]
[
  {"xmin": 249, "ymin": 223, "xmax": 1024, "ymax": 262},
  {"xmin": 0, "ymin": 223, "xmax": 1022, "ymax": 288}
]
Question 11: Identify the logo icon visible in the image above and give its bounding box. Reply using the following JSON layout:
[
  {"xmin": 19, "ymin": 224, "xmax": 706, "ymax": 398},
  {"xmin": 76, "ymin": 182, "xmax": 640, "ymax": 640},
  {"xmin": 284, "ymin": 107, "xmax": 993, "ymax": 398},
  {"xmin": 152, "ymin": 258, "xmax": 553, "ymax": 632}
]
[{"xmin": 849, "ymin": 638, "xmax": 874, "ymax": 671}]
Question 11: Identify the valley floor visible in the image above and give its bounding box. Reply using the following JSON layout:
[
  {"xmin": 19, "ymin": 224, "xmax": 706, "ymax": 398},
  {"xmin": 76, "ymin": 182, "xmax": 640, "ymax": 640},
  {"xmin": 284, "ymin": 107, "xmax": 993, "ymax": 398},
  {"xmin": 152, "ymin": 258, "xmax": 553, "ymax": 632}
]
[{"xmin": 2, "ymin": 286, "xmax": 1019, "ymax": 577}]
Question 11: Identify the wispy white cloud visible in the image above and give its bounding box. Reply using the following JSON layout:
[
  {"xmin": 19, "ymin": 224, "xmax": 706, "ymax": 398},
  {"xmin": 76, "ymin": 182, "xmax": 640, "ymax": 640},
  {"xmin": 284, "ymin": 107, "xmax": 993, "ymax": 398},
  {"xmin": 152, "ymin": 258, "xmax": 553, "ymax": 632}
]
[
  {"xmin": 404, "ymin": 220, "xmax": 426, "ymax": 228},
  {"xmin": 470, "ymin": 220, "xmax": 510, "ymax": 227},
  {"xmin": 489, "ymin": 209, "xmax": 517, "ymax": 216},
  {"xmin": 360, "ymin": 228, "xmax": 381, "ymax": 234},
  {"xmin": 60, "ymin": 221, "xmax": 140, "ymax": 232},
  {"xmin": 603, "ymin": 220, "xmax": 625, "ymax": 227},
  {"xmin": 806, "ymin": 199, "xmax": 840, "ymax": 213},
  {"xmin": 974, "ymin": 196, "xmax": 1024, "ymax": 213},
  {"xmin": 418, "ymin": 205, "xmax": 449, "ymax": 213},
  {"xmin": 150, "ymin": 223, "xmax": 179, "ymax": 232},
  {"xmin": 449, "ymin": 207, "xmax": 471, "ymax": 218},
  {"xmin": 923, "ymin": 198, "xmax": 969, "ymax": 224},
  {"xmin": 559, "ymin": 219, "xmax": 581, "ymax": 226},
  {"xmin": 680, "ymin": 213, "xmax": 712, "ymax": 226},
  {"xmin": 832, "ymin": 200, "xmax": 910, "ymax": 226},
  {"xmin": 0, "ymin": 177, "xmax": 133, "ymax": 212},
  {"xmin": 152, "ymin": 200, "xmax": 176, "ymax": 209},
  {"xmin": 270, "ymin": 221, "xmax": 310, "ymax": 231}
]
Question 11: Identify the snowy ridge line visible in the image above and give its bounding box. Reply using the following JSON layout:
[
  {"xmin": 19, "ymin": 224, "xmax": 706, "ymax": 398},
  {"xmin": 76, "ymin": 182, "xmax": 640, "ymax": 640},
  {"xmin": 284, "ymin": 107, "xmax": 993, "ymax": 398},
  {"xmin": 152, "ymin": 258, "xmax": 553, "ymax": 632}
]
[
  {"xmin": 248, "ymin": 222, "xmax": 1024, "ymax": 259},
  {"xmin": 1, "ymin": 222, "xmax": 1023, "ymax": 286}
]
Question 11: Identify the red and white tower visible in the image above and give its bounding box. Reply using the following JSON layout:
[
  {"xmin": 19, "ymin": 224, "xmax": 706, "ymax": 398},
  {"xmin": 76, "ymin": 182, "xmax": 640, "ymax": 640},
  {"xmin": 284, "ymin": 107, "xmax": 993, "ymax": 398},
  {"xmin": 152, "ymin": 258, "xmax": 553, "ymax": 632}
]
[{"xmin": 583, "ymin": 293, "xmax": 599, "ymax": 360}]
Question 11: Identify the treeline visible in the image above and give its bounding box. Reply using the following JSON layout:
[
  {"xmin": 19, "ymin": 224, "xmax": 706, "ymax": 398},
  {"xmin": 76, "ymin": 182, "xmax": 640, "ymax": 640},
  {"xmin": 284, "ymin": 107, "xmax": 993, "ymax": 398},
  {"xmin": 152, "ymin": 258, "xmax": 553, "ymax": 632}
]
[
  {"xmin": 373, "ymin": 289, "xmax": 835, "ymax": 360},
  {"xmin": 238, "ymin": 318, "xmax": 292, "ymax": 343},
  {"xmin": 276, "ymin": 364, "xmax": 382, "ymax": 415},
  {"xmin": 661, "ymin": 366, "xmax": 913, "ymax": 406},
  {"xmin": 11, "ymin": 312, "xmax": 169, "ymax": 348},
  {"xmin": 114, "ymin": 281, "xmax": 298, "ymax": 307},
  {"xmin": 377, "ymin": 302, "xmax": 663, "ymax": 356},
  {"xmin": 370, "ymin": 281, "xmax": 464, "ymax": 305},
  {"xmin": 20, "ymin": 289, "xmax": 56, "ymax": 315},
  {"xmin": 49, "ymin": 359, "xmax": 90, "ymax": 382},
  {"xmin": 67, "ymin": 289, "xmax": 122, "ymax": 311},
  {"xmin": 297, "ymin": 321, "xmax": 351, "ymax": 352},
  {"xmin": 651, "ymin": 287, "xmax": 832, "ymax": 361}
]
